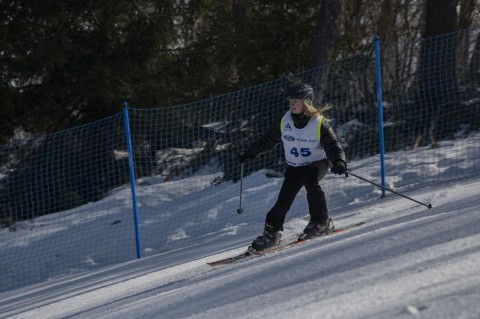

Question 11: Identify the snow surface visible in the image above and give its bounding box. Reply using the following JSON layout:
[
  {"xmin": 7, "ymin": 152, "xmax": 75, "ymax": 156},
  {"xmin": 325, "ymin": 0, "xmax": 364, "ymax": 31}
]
[{"xmin": 1, "ymin": 138, "xmax": 480, "ymax": 319}]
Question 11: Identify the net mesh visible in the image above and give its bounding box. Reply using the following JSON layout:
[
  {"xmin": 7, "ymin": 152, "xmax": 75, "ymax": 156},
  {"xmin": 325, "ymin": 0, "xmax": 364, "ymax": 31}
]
[{"xmin": 1, "ymin": 28, "xmax": 480, "ymax": 293}]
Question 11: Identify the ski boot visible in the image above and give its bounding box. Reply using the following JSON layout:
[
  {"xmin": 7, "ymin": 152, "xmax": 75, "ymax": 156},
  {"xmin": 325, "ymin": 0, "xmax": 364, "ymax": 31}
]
[
  {"xmin": 299, "ymin": 218, "xmax": 334, "ymax": 240},
  {"xmin": 249, "ymin": 224, "xmax": 282, "ymax": 253}
]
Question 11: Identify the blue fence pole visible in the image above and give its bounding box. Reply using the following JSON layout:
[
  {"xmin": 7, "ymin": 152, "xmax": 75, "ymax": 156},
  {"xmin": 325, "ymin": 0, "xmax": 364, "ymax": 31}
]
[
  {"xmin": 374, "ymin": 36, "xmax": 386, "ymax": 197},
  {"xmin": 123, "ymin": 102, "xmax": 142, "ymax": 259}
]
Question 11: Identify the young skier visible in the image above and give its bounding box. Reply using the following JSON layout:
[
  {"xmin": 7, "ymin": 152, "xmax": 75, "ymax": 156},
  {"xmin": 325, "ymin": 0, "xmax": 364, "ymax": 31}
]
[{"xmin": 238, "ymin": 82, "xmax": 347, "ymax": 252}]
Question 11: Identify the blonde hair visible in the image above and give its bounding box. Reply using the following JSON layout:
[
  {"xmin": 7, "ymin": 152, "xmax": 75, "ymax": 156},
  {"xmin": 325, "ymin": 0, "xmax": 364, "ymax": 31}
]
[{"xmin": 303, "ymin": 99, "xmax": 332, "ymax": 118}]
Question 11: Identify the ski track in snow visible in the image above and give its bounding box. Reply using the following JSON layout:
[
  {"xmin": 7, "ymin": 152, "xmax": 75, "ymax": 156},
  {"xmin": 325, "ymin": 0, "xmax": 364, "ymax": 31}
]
[
  {"xmin": 2, "ymin": 179, "xmax": 479, "ymax": 319},
  {"xmin": 1, "ymin": 136, "xmax": 480, "ymax": 319}
]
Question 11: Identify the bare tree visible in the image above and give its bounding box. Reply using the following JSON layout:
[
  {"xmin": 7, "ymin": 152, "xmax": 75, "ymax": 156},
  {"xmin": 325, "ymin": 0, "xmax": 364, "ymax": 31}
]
[
  {"xmin": 307, "ymin": 0, "xmax": 342, "ymax": 105},
  {"xmin": 307, "ymin": 0, "xmax": 342, "ymax": 68},
  {"xmin": 457, "ymin": 0, "xmax": 480, "ymax": 85},
  {"xmin": 469, "ymin": 31, "xmax": 480, "ymax": 85},
  {"xmin": 413, "ymin": 0, "xmax": 458, "ymax": 150}
]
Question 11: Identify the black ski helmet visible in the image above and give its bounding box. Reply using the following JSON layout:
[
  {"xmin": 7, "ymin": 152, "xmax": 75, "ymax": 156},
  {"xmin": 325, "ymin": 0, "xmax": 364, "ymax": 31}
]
[{"xmin": 285, "ymin": 83, "xmax": 314, "ymax": 102}]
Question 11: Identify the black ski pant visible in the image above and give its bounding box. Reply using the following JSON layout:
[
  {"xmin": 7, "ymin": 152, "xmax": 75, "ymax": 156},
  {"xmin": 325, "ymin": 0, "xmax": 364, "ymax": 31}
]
[{"xmin": 265, "ymin": 159, "xmax": 329, "ymax": 231}]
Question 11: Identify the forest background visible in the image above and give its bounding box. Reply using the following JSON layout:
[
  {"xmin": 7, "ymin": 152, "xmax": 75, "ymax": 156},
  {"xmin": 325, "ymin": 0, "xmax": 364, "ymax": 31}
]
[{"xmin": 1, "ymin": 0, "xmax": 479, "ymax": 143}]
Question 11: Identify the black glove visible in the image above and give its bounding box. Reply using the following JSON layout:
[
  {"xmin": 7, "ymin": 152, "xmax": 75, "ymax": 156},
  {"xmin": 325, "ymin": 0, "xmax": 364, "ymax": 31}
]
[
  {"xmin": 331, "ymin": 160, "xmax": 348, "ymax": 176},
  {"xmin": 238, "ymin": 149, "xmax": 255, "ymax": 163}
]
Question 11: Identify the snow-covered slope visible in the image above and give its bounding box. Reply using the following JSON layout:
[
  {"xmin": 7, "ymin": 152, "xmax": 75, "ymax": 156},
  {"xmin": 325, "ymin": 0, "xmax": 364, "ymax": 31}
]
[
  {"xmin": 1, "ymin": 135, "xmax": 480, "ymax": 319},
  {"xmin": 1, "ymin": 178, "xmax": 479, "ymax": 318}
]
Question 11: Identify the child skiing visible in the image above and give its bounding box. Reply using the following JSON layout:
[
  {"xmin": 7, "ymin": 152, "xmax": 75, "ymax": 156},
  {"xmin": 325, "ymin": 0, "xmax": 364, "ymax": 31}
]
[{"xmin": 238, "ymin": 82, "xmax": 347, "ymax": 252}]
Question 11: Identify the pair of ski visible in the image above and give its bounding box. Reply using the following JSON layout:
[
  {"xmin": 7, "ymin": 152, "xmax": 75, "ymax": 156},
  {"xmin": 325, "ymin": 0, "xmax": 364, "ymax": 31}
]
[{"xmin": 207, "ymin": 221, "xmax": 365, "ymax": 269}]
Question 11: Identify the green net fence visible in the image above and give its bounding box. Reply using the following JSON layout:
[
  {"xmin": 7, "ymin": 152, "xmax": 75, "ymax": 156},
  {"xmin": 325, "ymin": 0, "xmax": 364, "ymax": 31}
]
[{"xmin": 1, "ymin": 27, "xmax": 480, "ymax": 293}]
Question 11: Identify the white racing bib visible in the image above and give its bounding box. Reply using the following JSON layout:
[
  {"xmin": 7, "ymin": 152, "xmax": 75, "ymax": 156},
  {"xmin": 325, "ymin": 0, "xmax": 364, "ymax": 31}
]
[{"xmin": 281, "ymin": 111, "xmax": 327, "ymax": 166}]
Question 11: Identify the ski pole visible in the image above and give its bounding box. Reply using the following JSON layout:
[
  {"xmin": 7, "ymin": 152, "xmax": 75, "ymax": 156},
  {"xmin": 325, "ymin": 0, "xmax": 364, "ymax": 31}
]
[
  {"xmin": 347, "ymin": 170, "xmax": 432, "ymax": 209},
  {"xmin": 237, "ymin": 163, "xmax": 244, "ymax": 214}
]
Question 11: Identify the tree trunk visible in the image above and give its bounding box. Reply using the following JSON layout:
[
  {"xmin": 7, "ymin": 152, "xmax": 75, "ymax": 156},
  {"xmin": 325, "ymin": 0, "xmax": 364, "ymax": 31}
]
[
  {"xmin": 306, "ymin": 0, "xmax": 342, "ymax": 105},
  {"xmin": 413, "ymin": 0, "xmax": 458, "ymax": 150}
]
